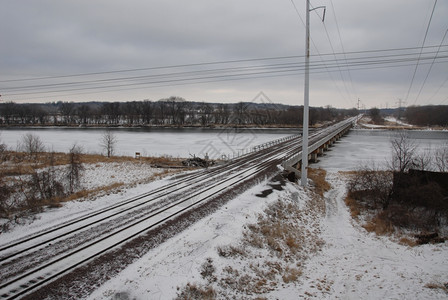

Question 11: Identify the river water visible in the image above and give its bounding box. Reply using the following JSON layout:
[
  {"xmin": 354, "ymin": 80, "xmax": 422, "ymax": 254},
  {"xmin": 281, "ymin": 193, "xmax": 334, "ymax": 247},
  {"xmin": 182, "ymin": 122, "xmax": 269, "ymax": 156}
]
[
  {"xmin": 0, "ymin": 127, "xmax": 297, "ymax": 159},
  {"xmin": 312, "ymin": 129, "xmax": 448, "ymax": 171},
  {"xmin": 1, "ymin": 128, "xmax": 446, "ymax": 165}
]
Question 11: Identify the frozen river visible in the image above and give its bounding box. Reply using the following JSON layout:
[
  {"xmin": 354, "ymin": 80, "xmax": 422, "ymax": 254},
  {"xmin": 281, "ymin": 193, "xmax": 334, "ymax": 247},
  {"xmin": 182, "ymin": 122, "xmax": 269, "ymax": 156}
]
[
  {"xmin": 312, "ymin": 129, "xmax": 448, "ymax": 171},
  {"xmin": 1, "ymin": 127, "xmax": 446, "ymax": 166},
  {"xmin": 0, "ymin": 127, "xmax": 297, "ymax": 159}
]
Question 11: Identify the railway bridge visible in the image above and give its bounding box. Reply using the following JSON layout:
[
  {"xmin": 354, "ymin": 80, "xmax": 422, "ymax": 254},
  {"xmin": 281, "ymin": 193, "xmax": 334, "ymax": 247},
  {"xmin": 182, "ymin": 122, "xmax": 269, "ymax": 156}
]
[{"xmin": 281, "ymin": 117, "xmax": 355, "ymax": 178}]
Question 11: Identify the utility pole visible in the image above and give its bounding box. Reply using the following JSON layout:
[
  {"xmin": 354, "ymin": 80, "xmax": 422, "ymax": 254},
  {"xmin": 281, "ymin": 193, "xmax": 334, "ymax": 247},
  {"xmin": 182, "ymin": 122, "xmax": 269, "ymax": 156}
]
[
  {"xmin": 301, "ymin": 1, "xmax": 325, "ymax": 187},
  {"xmin": 300, "ymin": 0, "xmax": 311, "ymax": 187}
]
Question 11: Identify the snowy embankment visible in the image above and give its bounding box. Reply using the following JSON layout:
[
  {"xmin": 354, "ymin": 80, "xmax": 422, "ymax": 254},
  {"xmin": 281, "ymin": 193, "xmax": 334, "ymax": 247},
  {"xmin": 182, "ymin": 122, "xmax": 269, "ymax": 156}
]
[
  {"xmin": 0, "ymin": 161, "xmax": 176, "ymax": 245},
  {"xmin": 86, "ymin": 170, "xmax": 447, "ymax": 299},
  {"xmin": 288, "ymin": 172, "xmax": 447, "ymax": 299}
]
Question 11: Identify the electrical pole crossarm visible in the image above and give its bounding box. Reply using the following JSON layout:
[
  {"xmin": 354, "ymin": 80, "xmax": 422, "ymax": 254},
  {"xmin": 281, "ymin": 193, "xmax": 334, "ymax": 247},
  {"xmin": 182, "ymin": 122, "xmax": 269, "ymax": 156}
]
[{"xmin": 310, "ymin": 6, "xmax": 326, "ymax": 22}]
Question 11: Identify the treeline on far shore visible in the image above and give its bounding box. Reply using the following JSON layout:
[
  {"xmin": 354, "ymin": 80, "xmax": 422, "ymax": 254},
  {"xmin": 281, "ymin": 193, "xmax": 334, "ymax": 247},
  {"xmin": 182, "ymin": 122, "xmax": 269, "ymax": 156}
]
[
  {"xmin": 403, "ymin": 105, "xmax": 448, "ymax": 127},
  {"xmin": 0, "ymin": 97, "xmax": 358, "ymax": 127},
  {"xmin": 0, "ymin": 98, "xmax": 446, "ymax": 127}
]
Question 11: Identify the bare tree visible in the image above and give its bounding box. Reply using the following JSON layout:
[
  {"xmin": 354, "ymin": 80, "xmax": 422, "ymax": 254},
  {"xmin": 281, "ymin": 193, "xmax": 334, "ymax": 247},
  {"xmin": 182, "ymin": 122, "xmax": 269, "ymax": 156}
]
[
  {"xmin": 66, "ymin": 144, "xmax": 84, "ymax": 193},
  {"xmin": 369, "ymin": 107, "xmax": 383, "ymax": 125},
  {"xmin": 101, "ymin": 130, "xmax": 117, "ymax": 158},
  {"xmin": 21, "ymin": 151, "xmax": 64, "ymax": 211},
  {"xmin": 20, "ymin": 133, "xmax": 45, "ymax": 159},
  {"xmin": 389, "ymin": 131, "xmax": 417, "ymax": 173},
  {"xmin": 413, "ymin": 149, "xmax": 433, "ymax": 171},
  {"xmin": 435, "ymin": 143, "xmax": 448, "ymax": 172},
  {"xmin": 0, "ymin": 134, "xmax": 7, "ymax": 161}
]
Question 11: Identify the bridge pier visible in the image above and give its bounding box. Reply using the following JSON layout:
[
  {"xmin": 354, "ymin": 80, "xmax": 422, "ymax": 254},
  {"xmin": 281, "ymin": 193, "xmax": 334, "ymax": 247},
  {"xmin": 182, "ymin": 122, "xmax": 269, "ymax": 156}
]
[
  {"xmin": 318, "ymin": 147, "xmax": 324, "ymax": 156},
  {"xmin": 310, "ymin": 152, "xmax": 318, "ymax": 163}
]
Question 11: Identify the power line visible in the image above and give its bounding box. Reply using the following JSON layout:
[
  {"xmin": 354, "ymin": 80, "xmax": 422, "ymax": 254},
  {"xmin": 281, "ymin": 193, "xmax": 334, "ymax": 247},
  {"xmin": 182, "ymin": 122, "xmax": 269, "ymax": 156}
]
[
  {"xmin": 5, "ymin": 57, "xmax": 447, "ymax": 102},
  {"xmin": 321, "ymin": 16, "xmax": 353, "ymax": 105},
  {"xmin": 329, "ymin": 0, "xmax": 358, "ymax": 102},
  {"xmin": 413, "ymin": 28, "xmax": 448, "ymax": 104},
  {"xmin": 3, "ymin": 49, "xmax": 447, "ymax": 94},
  {"xmin": 1, "ymin": 44, "xmax": 445, "ymax": 84},
  {"xmin": 3, "ymin": 52, "xmax": 447, "ymax": 99},
  {"xmin": 405, "ymin": 0, "xmax": 438, "ymax": 103}
]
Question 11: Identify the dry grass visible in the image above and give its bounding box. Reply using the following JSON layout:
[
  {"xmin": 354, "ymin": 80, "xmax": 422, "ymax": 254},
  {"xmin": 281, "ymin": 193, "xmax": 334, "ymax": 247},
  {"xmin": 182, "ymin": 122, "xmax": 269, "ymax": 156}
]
[
  {"xmin": 345, "ymin": 194, "xmax": 361, "ymax": 219},
  {"xmin": 1, "ymin": 150, "xmax": 182, "ymax": 222},
  {"xmin": 175, "ymin": 283, "xmax": 216, "ymax": 300},
  {"xmin": 0, "ymin": 151, "xmax": 185, "ymax": 177},
  {"xmin": 62, "ymin": 182, "xmax": 125, "ymax": 202},
  {"xmin": 424, "ymin": 282, "xmax": 448, "ymax": 293},
  {"xmin": 362, "ymin": 214, "xmax": 394, "ymax": 235},
  {"xmin": 186, "ymin": 175, "xmax": 327, "ymax": 297},
  {"xmin": 398, "ymin": 237, "xmax": 418, "ymax": 247},
  {"xmin": 217, "ymin": 245, "xmax": 247, "ymax": 258},
  {"xmin": 308, "ymin": 168, "xmax": 331, "ymax": 197},
  {"xmin": 282, "ymin": 266, "xmax": 303, "ymax": 283}
]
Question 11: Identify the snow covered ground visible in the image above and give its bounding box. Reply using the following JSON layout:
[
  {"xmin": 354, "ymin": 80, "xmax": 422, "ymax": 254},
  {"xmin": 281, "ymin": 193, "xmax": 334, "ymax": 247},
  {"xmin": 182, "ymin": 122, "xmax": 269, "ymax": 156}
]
[
  {"xmin": 85, "ymin": 170, "xmax": 447, "ymax": 300},
  {"xmin": 281, "ymin": 173, "xmax": 448, "ymax": 299},
  {"xmin": 384, "ymin": 116, "xmax": 414, "ymax": 127},
  {"xmin": 1, "ymin": 129, "xmax": 446, "ymax": 299}
]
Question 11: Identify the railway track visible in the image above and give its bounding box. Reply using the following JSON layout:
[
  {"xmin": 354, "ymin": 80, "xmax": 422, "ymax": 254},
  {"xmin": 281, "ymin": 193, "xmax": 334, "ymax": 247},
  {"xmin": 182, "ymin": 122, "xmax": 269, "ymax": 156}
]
[{"xmin": 0, "ymin": 119, "xmax": 353, "ymax": 299}]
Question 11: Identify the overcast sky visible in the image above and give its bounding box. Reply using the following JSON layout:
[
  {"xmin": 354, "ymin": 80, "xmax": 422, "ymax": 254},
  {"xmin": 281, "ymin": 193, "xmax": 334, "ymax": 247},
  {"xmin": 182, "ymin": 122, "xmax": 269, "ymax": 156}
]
[{"xmin": 1, "ymin": 0, "xmax": 447, "ymax": 108}]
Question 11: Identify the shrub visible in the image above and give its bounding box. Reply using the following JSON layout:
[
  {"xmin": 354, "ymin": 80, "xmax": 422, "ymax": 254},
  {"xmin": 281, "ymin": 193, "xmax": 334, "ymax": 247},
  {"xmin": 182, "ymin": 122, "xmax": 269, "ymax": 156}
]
[
  {"xmin": 347, "ymin": 166, "xmax": 393, "ymax": 210},
  {"xmin": 0, "ymin": 174, "xmax": 13, "ymax": 218},
  {"xmin": 19, "ymin": 133, "xmax": 45, "ymax": 159},
  {"xmin": 200, "ymin": 258, "xmax": 217, "ymax": 283},
  {"xmin": 175, "ymin": 283, "xmax": 216, "ymax": 300}
]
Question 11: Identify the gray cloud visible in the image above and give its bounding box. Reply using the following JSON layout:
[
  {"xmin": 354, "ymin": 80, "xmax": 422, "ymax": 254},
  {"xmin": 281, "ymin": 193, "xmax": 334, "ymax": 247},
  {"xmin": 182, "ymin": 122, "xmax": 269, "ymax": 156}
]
[{"xmin": 1, "ymin": 0, "xmax": 447, "ymax": 108}]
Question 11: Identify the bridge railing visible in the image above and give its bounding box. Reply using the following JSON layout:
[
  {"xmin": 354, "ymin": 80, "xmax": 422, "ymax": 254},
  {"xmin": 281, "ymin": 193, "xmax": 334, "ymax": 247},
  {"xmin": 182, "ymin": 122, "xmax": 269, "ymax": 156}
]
[
  {"xmin": 281, "ymin": 118, "xmax": 355, "ymax": 169},
  {"xmin": 224, "ymin": 133, "xmax": 300, "ymax": 161},
  {"xmin": 223, "ymin": 117, "xmax": 356, "ymax": 162}
]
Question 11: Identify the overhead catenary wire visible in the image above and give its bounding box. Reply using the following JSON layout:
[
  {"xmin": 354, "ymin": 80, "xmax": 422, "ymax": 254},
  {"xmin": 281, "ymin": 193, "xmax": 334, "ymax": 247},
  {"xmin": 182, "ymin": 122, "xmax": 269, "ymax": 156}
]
[
  {"xmin": 405, "ymin": 0, "xmax": 438, "ymax": 104},
  {"xmin": 413, "ymin": 29, "xmax": 448, "ymax": 105},
  {"xmin": 2, "ymin": 44, "xmax": 446, "ymax": 84},
  {"xmin": 7, "ymin": 58, "xmax": 446, "ymax": 102},
  {"xmin": 320, "ymin": 15, "xmax": 354, "ymax": 106},
  {"xmin": 3, "ymin": 52, "xmax": 448, "ymax": 98},
  {"xmin": 1, "ymin": 45, "xmax": 448, "ymax": 101},
  {"xmin": 6, "ymin": 47, "xmax": 447, "ymax": 93},
  {"xmin": 329, "ymin": 0, "xmax": 358, "ymax": 103}
]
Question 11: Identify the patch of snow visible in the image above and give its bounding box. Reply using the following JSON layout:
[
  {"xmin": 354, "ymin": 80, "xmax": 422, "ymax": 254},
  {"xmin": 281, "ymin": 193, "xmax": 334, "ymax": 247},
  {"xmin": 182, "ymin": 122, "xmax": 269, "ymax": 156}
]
[
  {"xmin": 384, "ymin": 116, "xmax": 413, "ymax": 127},
  {"xmin": 360, "ymin": 123, "xmax": 387, "ymax": 129},
  {"xmin": 81, "ymin": 162, "xmax": 164, "ymax": 190}
]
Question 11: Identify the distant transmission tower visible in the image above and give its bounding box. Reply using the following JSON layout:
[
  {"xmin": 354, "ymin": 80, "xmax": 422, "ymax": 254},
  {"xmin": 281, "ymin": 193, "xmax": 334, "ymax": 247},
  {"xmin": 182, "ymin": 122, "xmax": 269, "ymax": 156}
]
[{"xmin": 396, "ymin": 98, "xmax": 406, "ymax": 120}]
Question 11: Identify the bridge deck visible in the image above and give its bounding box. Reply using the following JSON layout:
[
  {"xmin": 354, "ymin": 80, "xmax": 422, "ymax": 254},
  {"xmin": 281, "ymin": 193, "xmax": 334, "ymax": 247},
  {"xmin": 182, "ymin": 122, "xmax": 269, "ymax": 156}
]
[{"xmin": 281, "ymin": 117, "xmax": 356, "ymax": 176}]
